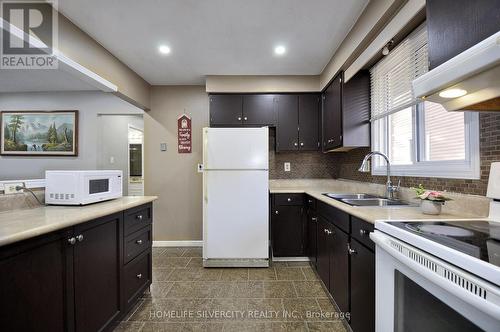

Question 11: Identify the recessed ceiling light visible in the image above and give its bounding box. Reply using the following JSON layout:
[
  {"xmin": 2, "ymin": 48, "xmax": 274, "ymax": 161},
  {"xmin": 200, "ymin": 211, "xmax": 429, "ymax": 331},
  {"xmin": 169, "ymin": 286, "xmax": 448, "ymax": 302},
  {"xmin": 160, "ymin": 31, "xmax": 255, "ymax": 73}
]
[
  {"xmin": 274, "ymin": 45, "xmax": 286, "ymax": 56},
  {"xmin": 159, "ymin": 45, "xmax": 171, "ymax": 55},
  {"xmin": 439, "ymin": 88, "xmax": 467, "ymax": 99}
]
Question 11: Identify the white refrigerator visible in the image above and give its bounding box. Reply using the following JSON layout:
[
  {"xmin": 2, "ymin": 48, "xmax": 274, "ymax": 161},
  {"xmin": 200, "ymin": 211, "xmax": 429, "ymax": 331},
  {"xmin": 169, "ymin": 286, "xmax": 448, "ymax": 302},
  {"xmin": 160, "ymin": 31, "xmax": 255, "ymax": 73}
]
[{"xmin": 202, "ymin": 127, "xmax": 269, "ymax": 267}]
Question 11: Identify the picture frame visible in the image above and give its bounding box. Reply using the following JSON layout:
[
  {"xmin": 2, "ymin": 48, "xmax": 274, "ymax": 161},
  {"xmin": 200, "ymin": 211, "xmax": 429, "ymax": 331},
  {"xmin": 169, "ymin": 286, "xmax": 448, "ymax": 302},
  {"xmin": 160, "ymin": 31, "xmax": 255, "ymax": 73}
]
[{"xmin": 0, "ymin": 110, "xmax": 79, "ymax": 156}]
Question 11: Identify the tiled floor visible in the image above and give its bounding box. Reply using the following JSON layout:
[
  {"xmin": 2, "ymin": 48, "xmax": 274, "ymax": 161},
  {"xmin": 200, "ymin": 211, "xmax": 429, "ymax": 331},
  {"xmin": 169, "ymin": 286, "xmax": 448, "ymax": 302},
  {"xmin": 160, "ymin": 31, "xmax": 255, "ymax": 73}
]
[{"xmin": 115, "ymin": 247, "xmax": 348, "ymax": 332}]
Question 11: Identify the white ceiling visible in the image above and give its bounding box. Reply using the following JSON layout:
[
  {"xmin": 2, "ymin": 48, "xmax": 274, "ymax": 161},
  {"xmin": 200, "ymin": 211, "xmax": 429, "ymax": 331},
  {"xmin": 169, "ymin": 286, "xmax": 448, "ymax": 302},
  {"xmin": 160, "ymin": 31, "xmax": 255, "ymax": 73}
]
[{"xmin": 58, "ymin": 0, "xmax": 368, "ymax": 85}]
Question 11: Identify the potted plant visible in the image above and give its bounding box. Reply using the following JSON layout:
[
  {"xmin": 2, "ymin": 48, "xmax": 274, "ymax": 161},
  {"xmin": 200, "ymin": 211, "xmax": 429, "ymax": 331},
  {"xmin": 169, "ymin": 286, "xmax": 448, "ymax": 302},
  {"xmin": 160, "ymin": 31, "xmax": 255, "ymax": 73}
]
[{"xmin": 414, "ymin": 184, "xmax": 452, "ymax": 215}]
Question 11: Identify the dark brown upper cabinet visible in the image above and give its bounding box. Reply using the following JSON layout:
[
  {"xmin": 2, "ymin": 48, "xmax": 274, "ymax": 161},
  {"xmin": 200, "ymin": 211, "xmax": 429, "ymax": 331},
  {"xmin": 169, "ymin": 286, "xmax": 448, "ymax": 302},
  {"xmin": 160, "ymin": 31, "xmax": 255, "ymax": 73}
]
[
  {"xmin": 426, "ymin": 0, "xmax": 500, "ymax": 70},
  {"xmin": 276, "ymin": 95, "xmax": 299, "ymax": 151},
  {"xmin": 322, "ymin": 73, "xmax": 343, "ymax": 151},
  {"xmin": 243, "ymin": 95, "xmax": 277, "ymax": 126},
  {"xmin": 322, "ymin": 71, "xmax": 370, "ymax": 152},
  {"xmin": 276, "ymin": 94, "xmax": 320, "ymax": 152},
  {"xmin": 209, "ymin": 94, "xmax": 243, "ymax": 126},
  {"xmin": 342, "ymin": 71, "xmax": 370, "ymax": 148},
  {"xmin": 209, "ymin": 94, "xmax": 277, "ymax": 127},
  {"xmin": 298, "ymin": 94, "xmax": 321, "ymax": 150}
]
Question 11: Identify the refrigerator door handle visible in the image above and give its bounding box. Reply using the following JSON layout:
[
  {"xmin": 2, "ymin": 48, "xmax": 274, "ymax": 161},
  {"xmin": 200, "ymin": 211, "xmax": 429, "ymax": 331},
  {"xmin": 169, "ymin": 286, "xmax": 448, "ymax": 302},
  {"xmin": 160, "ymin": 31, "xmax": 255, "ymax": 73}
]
[{"xmin": 204, "ymin": 173, "xmax": 208, "ymax": 203}]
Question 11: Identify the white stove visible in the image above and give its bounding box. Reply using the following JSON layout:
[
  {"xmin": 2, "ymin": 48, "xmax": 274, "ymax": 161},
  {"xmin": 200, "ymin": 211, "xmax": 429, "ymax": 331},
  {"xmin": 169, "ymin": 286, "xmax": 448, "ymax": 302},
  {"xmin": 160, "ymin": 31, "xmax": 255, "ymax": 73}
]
[{"xmin": 370, "ymin": 163, "xmax": 500, "ymax": 332}]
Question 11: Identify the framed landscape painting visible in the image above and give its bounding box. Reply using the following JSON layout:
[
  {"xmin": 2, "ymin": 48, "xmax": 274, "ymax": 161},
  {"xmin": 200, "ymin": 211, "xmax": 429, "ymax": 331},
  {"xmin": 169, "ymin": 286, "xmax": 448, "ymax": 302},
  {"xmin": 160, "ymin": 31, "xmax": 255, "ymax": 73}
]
[{"xmin": 1, "ymin": 111, "xmax": 78, "ymax": 156}]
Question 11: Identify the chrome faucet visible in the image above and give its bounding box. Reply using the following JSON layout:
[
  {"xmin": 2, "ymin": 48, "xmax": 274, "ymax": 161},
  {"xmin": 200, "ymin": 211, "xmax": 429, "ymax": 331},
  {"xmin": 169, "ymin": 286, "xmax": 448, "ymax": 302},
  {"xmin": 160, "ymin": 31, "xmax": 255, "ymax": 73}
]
[{"xmin": 358, "ymin": 151, "xmax": 400, "ymax": 199}]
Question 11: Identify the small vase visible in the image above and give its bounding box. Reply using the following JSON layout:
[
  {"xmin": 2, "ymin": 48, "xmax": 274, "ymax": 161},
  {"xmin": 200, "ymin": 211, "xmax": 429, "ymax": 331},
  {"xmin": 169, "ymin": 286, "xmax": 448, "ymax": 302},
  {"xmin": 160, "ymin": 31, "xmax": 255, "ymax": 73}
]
[{"xmin": 421, "ymin": 200, "xmax": 443, "ymax": 215}]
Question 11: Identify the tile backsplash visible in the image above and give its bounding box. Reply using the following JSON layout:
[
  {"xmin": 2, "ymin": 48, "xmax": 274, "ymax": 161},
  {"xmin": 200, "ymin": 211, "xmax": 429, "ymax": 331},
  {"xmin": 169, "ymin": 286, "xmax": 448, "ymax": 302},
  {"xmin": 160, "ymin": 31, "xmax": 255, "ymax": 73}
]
[
  {"xmin": 269, "ymin": 112, "xmax": 500, "ymax": 196},
  {"xmin": 269, "ymin": 150, "xmax": 338, "ymax": 179}
]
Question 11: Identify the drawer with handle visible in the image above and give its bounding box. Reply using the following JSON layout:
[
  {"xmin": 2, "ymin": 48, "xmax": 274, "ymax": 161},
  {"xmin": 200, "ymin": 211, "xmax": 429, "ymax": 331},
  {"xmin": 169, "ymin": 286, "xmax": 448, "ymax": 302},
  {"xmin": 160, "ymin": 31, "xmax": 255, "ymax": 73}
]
[
  {"xmin": 124, "ymin": 203, "xmax": 152, "ymax": 236},
  {"xmin": 123, "ymin": 250, "xmax": 151, "ymax": 307},
  {"xmin": 124, "ymin": 226, "xmax": 152, "ymax": 264},
  {"xmin": 274, "ymin": 193, "xmax": 304, "ymax": 206},
  {"xmin": 351, "ymin": 216, "xmax": 374, "ymax": 251}
]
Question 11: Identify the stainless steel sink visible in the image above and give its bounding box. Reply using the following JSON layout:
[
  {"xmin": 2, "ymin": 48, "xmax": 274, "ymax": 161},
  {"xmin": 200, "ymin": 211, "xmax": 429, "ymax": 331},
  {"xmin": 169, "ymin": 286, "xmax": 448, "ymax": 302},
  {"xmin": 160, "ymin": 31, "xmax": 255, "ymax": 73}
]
[
  {"xmin": 323, "ymin": 193, "xmax": 410, "ymax": 207},
  {"xmin": 323, "ymin": 193, "xmax": 378, "ymax": 200},
  {"xmin": 341, "ymin": 198, "xmax": 409, "ymax": 207}
]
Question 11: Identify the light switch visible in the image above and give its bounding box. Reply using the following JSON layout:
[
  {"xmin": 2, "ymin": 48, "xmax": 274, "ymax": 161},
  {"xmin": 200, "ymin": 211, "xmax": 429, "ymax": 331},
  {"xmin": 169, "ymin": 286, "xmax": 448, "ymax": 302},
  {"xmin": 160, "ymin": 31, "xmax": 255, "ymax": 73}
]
[
  {"xmin": 284, "ymin": 162, "xmax": 291, "ymax": 172},
  {"xmin": 109, "ymin": 156, "xmax": 115, "ymax": 164},
  {"xmin": 160, "ymin": 143, "xmax": 167, "ymax": 151}
]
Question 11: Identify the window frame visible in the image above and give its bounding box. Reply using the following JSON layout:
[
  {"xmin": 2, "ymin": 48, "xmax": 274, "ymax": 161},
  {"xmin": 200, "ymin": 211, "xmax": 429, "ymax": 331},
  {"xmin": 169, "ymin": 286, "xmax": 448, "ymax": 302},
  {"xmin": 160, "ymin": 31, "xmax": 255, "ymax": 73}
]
[{"xmin": 371, "ymin": 105, "xmax": 480, "ymax": 180}]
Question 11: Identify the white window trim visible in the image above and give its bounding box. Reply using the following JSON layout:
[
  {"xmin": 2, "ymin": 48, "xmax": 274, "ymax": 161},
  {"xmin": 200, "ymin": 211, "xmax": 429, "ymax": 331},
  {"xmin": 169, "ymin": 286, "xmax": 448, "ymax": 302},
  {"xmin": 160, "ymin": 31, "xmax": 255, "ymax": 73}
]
[{"xmin": 371, "ymin": 111, "xmax": 480, "ymax": 180}]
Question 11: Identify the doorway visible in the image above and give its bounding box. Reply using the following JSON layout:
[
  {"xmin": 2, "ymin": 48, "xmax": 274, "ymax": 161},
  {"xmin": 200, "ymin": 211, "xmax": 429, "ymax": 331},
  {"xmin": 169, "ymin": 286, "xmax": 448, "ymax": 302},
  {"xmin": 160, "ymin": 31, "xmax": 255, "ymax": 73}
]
[
  {"xmin": 97, "ymin": 114, "xmax": 144, "ymax": 196},
  {"xmin": 128, "ymin": 126, "xmax": 144, "ymax": 196}
]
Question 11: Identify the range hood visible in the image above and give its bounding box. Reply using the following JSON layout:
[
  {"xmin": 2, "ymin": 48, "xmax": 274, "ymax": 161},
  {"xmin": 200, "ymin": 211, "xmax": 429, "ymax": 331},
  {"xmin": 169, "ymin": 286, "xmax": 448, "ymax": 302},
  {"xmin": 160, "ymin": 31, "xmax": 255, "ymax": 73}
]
[{"xmin": 412, "ymin": 31, "xmax": 500, "ymax": 111}]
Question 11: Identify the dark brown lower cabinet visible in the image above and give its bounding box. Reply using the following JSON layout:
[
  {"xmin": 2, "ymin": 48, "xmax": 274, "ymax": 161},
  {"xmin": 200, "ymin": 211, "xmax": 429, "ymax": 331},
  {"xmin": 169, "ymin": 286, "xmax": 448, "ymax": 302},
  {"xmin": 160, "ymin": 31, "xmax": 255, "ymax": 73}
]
[
  {"xmin": 0, "ymin": 203, "xmax": 152, "ymax": 332},
  {"xmin": 349, "ymin": 238, "xmax": 375, "ymax": 332},
  {"xmin": 308, "ymin": 198, "xmax": 375, "ymax": 332},
  {"xmin": 0, "ymin": 230, "xmax": 71, "ymax": 332},
  {"xmin": 271, "ymin": 194, "xmax": 305, "ymax": 257},
  {"xmin": 316, "ymin": 217, "xmax": 332, "ymax": 289},
  {"xmin": 73, "ymin": 214, "xmax": 122, "ymax": 332},
  {"xmin": 271, "ymin": 205, "xmax": 304, "ymax": 256},
  {"xmin": 307, "ymin": 212, "xmax": 318, "ymax": 267},
  {"xmin": 330, "ymin": 225, "xmax": 349, "ymax": 314}
]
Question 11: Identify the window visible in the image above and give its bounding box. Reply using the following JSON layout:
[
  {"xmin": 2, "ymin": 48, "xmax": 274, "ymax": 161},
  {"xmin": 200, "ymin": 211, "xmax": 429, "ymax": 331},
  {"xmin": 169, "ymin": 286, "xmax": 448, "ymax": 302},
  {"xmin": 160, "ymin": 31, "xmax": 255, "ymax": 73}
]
[{"xmin": 370, "ymin": 23, "xmax": 479, "ymax": 179}]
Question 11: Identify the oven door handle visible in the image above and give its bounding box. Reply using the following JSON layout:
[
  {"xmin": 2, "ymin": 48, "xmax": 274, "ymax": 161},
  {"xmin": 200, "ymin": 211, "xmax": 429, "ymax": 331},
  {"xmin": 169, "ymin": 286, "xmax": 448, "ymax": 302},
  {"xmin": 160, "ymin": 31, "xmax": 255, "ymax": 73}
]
[{"xmin": 370, "ymin": 231, "xmax": 500, "ymax": 321}]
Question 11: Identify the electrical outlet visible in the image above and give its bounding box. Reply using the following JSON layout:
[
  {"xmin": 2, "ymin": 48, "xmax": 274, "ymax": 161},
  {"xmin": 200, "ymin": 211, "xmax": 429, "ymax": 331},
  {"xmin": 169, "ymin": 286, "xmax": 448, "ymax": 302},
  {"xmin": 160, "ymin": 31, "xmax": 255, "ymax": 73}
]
[
  {"xmin": 284, "ymin": 162, "xmax": 291, "ymax": 172},
  {"xmin": 3, "ymin": 182, "xmax": 24, "ymax": 195}
]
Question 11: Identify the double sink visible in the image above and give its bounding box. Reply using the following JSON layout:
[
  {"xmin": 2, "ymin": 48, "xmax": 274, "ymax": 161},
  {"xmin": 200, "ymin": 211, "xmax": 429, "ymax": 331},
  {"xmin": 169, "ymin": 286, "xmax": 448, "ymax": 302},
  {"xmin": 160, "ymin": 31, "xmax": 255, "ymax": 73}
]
[{"xmin": 323, "ymin": 193, "xmax": 410, "ymax": 207}]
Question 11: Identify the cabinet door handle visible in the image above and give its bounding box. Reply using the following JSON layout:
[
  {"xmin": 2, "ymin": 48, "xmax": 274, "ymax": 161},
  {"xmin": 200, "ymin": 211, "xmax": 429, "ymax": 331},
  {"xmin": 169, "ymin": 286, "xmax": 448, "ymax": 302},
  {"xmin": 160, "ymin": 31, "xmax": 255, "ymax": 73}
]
[
  {"xmin": 238, "ymin": 117, "xmax": 242, "ymax": 121},
  {"xmin": 275, "ymin": 210, "xmax": 279, "ymax": 215},
  {"xmin": 76, "ymin": 234, "xmax": 84, "ymax": 242},
  {"xmin": 311, "ymin": 217, "xmax": 318, "ymax": 221},
  {"xmin": 244, "ymin": 117, "xmax": 248, "ymax": 121},
  {"xmin": 136, "ymin": 215, "xmax": 143, "ymax": 220},
  {"xmin": 300, "ymin": 142, "xmax": 304, "ymax": 146},
  {"xmin": 136, "ymin": 239, "xmax": 143, "ymax": 245},
  {"xmin": 348, "ymin": 243, "xmax": 357, "ymax": 255},
  {"xmin": 136, "ymin": 273, "xmax": 143, "ymax": 279},
  {"xmin": 294, "ymin": 142, "xmax": 298, "ymax": 147},
  {"xmin": 359, "ymin": 229, "xmax": 369, "ymax": 236},
  {"xmin": 67, "ymin": 237, "xmax": 76, "ymax": 245},
  {"xmin": 287, "ymin": 198, "xmax": 291, "ymax": 202},
  {"xmin": 308, "ymin": 199, "xmax": 313, "ymax": 203}
]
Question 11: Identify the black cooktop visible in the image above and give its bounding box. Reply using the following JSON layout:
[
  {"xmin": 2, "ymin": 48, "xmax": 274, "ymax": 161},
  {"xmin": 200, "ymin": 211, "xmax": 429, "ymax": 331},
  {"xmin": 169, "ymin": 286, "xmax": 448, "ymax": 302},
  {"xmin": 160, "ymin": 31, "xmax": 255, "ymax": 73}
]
[{"xmin": 388, "ymin": 220, "xmax": 500, "ymax": 268}]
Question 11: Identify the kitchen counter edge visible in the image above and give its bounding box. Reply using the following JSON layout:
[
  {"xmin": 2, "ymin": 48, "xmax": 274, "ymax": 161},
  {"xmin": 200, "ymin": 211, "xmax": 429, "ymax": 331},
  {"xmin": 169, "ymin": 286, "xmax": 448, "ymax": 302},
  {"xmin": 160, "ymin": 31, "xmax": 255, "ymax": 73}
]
[
  {"xmin": 0, "ymin": 196, "xmax": 158, "ymax": 247},
  {"xmin": 270, "ymin": 188, "xmax": 483, "ymax": 224}
]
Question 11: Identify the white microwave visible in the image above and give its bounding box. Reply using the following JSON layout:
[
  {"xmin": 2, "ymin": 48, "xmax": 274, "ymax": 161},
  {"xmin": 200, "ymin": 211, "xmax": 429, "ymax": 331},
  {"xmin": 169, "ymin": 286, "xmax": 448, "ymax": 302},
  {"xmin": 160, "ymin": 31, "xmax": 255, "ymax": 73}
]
[{"xmin": 45, "ymin": 170, "xmax": 123, "ymax": 205}]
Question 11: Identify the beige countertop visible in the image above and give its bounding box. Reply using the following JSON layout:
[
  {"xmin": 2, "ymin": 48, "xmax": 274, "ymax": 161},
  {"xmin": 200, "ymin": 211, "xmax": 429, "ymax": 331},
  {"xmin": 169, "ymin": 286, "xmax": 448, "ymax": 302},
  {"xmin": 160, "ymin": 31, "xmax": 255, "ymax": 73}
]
[
  {"xmin": 270, "ymin": 179, "xmax": 487, "ymax": 224},
  {"xmin": 0, "ymin": 196, "xmax": 158, "ymax": 247}
]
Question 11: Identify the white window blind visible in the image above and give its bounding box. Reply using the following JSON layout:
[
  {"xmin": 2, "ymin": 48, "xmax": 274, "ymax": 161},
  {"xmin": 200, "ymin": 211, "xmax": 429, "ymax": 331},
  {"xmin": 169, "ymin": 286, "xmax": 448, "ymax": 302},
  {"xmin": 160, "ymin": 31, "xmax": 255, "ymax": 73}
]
[{"xmin": 370, "ymin": 23, "xmax": 428, "ymax": 121}]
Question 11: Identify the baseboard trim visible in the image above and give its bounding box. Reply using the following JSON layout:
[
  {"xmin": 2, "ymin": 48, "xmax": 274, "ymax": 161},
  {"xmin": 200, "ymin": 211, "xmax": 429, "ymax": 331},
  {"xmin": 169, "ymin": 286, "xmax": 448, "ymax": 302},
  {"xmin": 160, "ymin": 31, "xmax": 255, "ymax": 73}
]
[
  {"xmin": 272, "ymin": 257, "xmax": 310, "ymax": 262},
  {"xmin": 153, "ymin": 241, "xmax": 203, "ymax": 247}
]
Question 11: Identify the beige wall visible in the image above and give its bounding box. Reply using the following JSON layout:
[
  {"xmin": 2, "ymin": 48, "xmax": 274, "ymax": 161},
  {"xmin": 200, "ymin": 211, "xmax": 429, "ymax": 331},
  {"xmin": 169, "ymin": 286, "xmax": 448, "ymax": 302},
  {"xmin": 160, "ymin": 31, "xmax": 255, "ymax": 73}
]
[
  {"xmin": 320, "ymin": 0, "xmax": 405, "ymax": 89},
  {"xmin": 58, "ymin": 15, "xmax": 151, "ymax": 110},
  {"xmin": 145, "ymin": 86, "xmax": 209, "ymax": 241},
  {"xmin": 206, "ymin": 75, "xmax": 320, "ymax": 93}
]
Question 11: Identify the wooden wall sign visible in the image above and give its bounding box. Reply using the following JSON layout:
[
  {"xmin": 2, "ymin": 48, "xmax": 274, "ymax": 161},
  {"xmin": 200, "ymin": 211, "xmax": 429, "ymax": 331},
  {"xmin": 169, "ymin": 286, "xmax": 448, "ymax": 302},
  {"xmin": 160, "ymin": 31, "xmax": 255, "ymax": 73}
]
[{"xmin": 177, "ymin": 114, "xmax": 192, "ymax": 153}]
